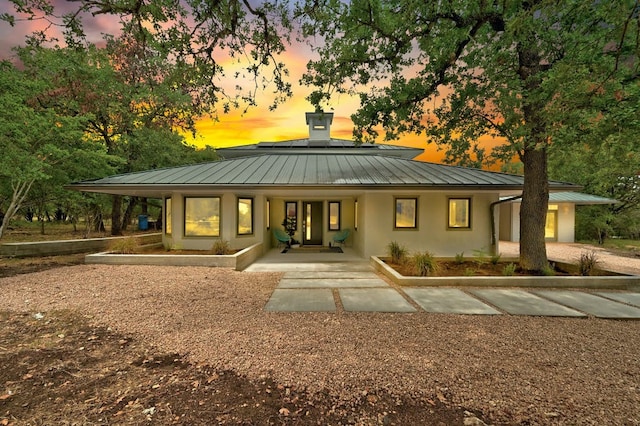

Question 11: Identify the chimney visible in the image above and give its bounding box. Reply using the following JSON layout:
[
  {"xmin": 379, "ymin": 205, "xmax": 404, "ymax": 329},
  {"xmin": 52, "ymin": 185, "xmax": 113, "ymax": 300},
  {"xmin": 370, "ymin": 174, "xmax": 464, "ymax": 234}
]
[{"xmin": 305, "ymin": 111, "xmax": 333, "ymax": 140}]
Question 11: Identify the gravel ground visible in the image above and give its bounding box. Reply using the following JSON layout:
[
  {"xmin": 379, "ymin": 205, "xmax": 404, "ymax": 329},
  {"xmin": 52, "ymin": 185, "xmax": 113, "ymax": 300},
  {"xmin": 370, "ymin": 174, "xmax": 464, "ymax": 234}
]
[
  {"xmin": 1, "ymin": 263, "xmax": 639, "ymax": 425},
  {"xmin": 501, "ymin": 241, "xmax": 640, "ymax": 275}
]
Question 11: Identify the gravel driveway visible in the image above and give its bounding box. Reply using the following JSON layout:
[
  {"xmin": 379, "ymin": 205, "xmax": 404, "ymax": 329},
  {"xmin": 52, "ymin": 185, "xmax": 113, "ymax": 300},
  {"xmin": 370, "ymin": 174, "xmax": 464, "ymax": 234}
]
[{"xmin": 2, "ymin": 262, "xmax": 639, "ymax": 425}]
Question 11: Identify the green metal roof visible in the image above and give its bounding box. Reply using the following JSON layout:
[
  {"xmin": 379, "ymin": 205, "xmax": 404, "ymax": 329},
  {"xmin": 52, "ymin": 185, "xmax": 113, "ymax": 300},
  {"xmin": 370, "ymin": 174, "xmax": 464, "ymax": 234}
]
[
  {"xmin": 501, "ymin": 192, "xmax": 617, "ymax": 204},
  {"xmin": 68, "ymin": 154, "xmax": 579, "ymax": 197}
]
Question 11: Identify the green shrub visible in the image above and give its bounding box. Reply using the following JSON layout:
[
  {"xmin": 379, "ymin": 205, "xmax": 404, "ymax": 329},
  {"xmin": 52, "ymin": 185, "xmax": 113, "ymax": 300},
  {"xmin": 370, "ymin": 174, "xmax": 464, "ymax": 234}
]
[
  {"xmin": 212, "ymin": 239, "xmax": 232, "ymax": 255},
  {"xmin": 490, "ymin": 253, "xmax": 502, "ymax": 265},
  {"xmin": 387, "ymin": 241, "xmax": 407, "ymax": 264},
  {"xmin": 463, "ymin": 267, "xmax": 476, "ymax": 276},
  {"xmin": 107, "ymin": 237, "xmax": 138, "ymax": 254},
  {"xmin": 502, "ymin": 263, "xmax": 517, "ymax": 276},
  {"xmin": 413, "ymin": 251, "xmax": 438, "ymax": 276},
  {"xmin": 578, "ymin": 251, "xmax": 599, "ymax": 276},
  {"xmin": 454, "ymin": 252, "xmax": 465, "ymax": 264},
  {"xmin": 472, "ymin": 248, "xmax": 489, "ymax": 264},
  {"xmin": 541, "ymin": 264, "xmax": 556, "ymax": 276}
]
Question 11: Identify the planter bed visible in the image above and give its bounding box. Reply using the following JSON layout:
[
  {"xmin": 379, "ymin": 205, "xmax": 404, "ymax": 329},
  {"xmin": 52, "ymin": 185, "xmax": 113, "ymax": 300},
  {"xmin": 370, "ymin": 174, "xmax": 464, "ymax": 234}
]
[
  {"xmin": 371, "ymin": 256, "xmax": 640, "ymax": 290},
  {"xmin": 85, "ymin": 242, "xmax": 263, "ymax": 271}
]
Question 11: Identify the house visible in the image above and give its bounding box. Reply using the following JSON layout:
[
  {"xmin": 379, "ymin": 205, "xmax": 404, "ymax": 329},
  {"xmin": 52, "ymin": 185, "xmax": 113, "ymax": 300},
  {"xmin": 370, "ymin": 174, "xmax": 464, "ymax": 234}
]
[
  {"xmin": 68, "ymin": 112, "xmax": 580, "ymax": 258},
  {"xmin": 499, "ymin": 192, "xmax": 617, "ymax": 243}
]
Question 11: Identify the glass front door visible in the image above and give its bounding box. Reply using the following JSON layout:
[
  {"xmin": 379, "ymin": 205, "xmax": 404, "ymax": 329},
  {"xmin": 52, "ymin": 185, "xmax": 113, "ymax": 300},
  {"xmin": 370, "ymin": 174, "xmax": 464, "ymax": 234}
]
[{"xmin": 303, "ymin": 201, "xmax": 323, "ymax": 245}]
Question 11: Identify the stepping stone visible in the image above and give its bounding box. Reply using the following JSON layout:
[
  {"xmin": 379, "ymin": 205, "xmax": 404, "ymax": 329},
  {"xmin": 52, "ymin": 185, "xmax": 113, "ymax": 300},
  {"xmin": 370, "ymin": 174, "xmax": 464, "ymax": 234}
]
[
  {"xmin": 283, "ymin": 271, "xmax": 377, "ymax": 279},
  {"xmin": 470, "ymin": 289, "xmax": 585, "ymax": 317},
  {"xmin": 403, "ymin": 288, "xmax": 501, "ymax": 315},
  {"xmin": 265, "ymin": 289, "xmax": 335, "ymax": 312},
  {"xmin": 278, "ymin": 278, "xmax": 388, "ymax": 289},
  {"xmin": 535, "ymin": 291, "xmax": 640, "ymax": 319},
  {"xmin": 339, "ymin": 288, "xmax": 416, "ymax": 312},
  {"xmin": 596, "ymin": 292, "xmax": 640, "ymax": 308}
]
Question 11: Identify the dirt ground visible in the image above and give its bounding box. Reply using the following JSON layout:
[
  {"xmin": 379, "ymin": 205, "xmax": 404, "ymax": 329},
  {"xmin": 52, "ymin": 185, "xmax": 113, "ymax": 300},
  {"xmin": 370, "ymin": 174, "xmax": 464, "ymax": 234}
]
[{"xmin": 0, "ymin": 259, "xmax": 469, "ymax": 425}]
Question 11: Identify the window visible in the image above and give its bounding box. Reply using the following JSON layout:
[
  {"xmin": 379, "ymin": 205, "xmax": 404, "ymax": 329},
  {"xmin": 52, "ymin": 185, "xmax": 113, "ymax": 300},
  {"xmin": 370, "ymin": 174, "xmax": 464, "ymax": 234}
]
[
  {"xmin": 395, "ymin": 198, "xmax": 417, "ymax": 229},
  {"xmin": 266, "ymin": 199, "xmax": 270, "ymax": 230},
  {"xmin": 184, "ymin": 197, "xmax": 220, "ymax": 237},
  {"xmin": 448, "ymin": 198, "xmax": 471, "ymax": 228},
  {"xmin": 285, "ymin": 201, "xmax": 297, "ymax": 230},
  {"xmin": 237, "ymin": 197, "xmax": 253, "ymax": 235},
  {"xmin": 165, "ymin": 197, "xmax": 172, "ymax": 235},
  {"xmin": 328, "ymin": 201, "xmax": 341, "ymax": 230}
]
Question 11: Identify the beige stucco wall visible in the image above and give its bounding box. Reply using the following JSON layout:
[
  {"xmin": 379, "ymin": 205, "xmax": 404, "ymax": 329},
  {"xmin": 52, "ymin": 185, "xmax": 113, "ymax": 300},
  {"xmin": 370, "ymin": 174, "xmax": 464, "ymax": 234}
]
[
  {"xmin": 502, "ymin": 202, "xmax": 575, "ymax": 243},
  {"xmin": 359, "ymin": 191, "xmax": 498, "ymax": 258}
]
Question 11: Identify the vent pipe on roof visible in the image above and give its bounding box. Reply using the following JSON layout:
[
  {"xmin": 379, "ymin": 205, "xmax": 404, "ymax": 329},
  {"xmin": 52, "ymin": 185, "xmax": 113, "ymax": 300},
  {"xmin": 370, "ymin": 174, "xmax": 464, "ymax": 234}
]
[{"xmin": 305, "ymin": 111, "xmax": 333, "ymax": 140}]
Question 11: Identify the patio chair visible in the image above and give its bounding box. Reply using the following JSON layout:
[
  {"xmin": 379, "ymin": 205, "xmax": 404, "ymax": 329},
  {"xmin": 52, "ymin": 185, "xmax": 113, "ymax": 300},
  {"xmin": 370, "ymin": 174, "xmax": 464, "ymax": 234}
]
[
  {"xmin": 332, "ymin": 228, "xmax": 350, "ymax": 247},
  {"xmin": 273, "ymin": 228, "xmax": 291, "ymax": 248}
]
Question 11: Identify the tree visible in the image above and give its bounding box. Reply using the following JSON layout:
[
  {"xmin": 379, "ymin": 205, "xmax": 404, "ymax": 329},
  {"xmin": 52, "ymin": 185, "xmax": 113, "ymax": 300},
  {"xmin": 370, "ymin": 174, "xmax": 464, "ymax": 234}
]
[
  {"xmin": 300, "ymin": 0, "xmax": 640, "ymax": 271},
  {"xmin": 0, "ymin": 60, "xmax": 113, "ymax": 239}
]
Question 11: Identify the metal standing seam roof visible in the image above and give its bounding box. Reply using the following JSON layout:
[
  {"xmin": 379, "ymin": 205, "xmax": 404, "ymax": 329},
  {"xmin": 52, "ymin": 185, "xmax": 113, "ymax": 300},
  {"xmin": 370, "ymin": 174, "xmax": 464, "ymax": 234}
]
[
  {"xmin": 501, "ymin": 192, "xmax": 617, "ymax": 204},
  {"xmin": 67, "ymin": 154, "xmax": 579, "ymax": 194}
]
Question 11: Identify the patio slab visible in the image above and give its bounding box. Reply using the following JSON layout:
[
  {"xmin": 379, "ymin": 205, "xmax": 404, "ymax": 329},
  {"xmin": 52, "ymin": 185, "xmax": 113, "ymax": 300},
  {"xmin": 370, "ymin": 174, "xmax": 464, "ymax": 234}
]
[
  {"xmin": 283, "ymin": 271, "xmax": 378, "ymax": 279},
  {"xmin": 339, "ymin": 288, "xmax": 417, "ymax": 313},
  {"xmin": 278, "ymin": 277, "xmax": 388, "ymax": 289},
  {"xmin": 264, "ymin": 289, "xmax": 335, "ymax": 312},
  {"xmin": 595, "ymin": 292, "xmax": 640, "ymax": 308},
  {"xmin": 534, "ymin": 291, "xmax": 640, "ymax": 319},
  {"xmin": 403, "ymin": 288, "xmax": 501, "ymax": 315},
  {"xmin": 470, "ymin": 289, "xmax": 586, "ymax": 317}
]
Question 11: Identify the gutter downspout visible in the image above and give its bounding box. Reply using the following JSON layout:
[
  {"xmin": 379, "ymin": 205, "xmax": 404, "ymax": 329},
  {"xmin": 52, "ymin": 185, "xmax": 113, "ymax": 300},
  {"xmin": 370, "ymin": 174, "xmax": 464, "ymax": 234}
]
[{"xmin": 490, "ymin": 194, "xmax": 523, "ymax": 254}]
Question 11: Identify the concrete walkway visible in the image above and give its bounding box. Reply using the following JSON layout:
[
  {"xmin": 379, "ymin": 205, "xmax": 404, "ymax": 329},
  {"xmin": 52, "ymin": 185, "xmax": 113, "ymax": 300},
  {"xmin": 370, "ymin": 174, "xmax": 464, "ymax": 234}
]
[{"xmin": 252, "ymin": 248, "xmax": 640, "ymax": 318}]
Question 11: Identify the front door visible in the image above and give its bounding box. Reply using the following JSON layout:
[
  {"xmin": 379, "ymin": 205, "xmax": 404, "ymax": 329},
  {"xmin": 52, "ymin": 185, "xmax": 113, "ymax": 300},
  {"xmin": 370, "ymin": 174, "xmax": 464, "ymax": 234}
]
[
  {"xmin": 545, "ymin": 210, "xmax": 557, "ymax": 241},
  {"xmin": 303, "ymin": 201, "xmax": 323, "ymax": 245}
]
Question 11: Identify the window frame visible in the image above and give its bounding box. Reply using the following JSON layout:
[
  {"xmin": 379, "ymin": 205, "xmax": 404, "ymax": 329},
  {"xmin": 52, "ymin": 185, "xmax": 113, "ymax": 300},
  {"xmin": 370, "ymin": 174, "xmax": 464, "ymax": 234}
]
[
  {"xmin": 164, "ymin": 197, "xmax": 172, "ymax": 235},
  {"xmin": 285, "ymin": 201, "xmax": 298, "ymax": 230},
  {"xmin": 394, "ymin": 197, "xmax": 418, "ymax": 229},
  {"xmin": 266, "ymin": 199, "xmax": 270, "ymax": 230},
  {"xmin": 328, "ymin": 201, "xmax": 341, "ymax": 231},
  {"xmin": 184, "ymin": 196, "xmax": 221, "ymax": 237},
  {"xmin": 354, "ymin": 199, "xmax": 358, "ymax": 231},
  {"xmin": 447, "ymin": 197, "xmax": 472, "ymax": 229},
  {"xmin": 237, "ymin": 196, "xmax": 254, "ymax": 236}
]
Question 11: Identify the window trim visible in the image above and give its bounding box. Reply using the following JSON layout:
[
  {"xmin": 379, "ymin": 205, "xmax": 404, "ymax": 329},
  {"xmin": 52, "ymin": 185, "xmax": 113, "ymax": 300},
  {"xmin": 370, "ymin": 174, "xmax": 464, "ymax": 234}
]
[
  {"xmin": 394, "ymin": 197, "xmax": 418, "ymax": 229},
  {"xmin": 164, "ymin": 197, "xmax": 172, "ymax": 235},
  {"xmin": 328, "ymin": 201, "xmax": 341, "ymax": 231},
  {"xmin": 447, "ymin": 197, "xmax": 472, "ymax": 229},
  {"xmin": 266, "ymin": 199, "xmax": 270, "ymax": 230},
  {"xmin": 184, "ymin": 196, "xmax": 221, "ymax": 237},
  {"xmin": 237, "ymin": 196, "xmax": 254, "ymax": 236},
  {"xmin": 354, "ymin": 199, "xmax": 358, "ymax": 231}
]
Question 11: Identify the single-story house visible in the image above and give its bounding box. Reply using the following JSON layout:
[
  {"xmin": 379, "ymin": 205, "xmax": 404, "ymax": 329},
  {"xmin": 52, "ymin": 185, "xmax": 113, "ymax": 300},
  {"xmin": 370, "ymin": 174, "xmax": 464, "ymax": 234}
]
[
  {"xmin": 499, "ymin": 192, "xmax": 617, "ymax": 243},
  {"xmin": 68, "ymin": 112, "xmax": 581, "ymax": 258}
]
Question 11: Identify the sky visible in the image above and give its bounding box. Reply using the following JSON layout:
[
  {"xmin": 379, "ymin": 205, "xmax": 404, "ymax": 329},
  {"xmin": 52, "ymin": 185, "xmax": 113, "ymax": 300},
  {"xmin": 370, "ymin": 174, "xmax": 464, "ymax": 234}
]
[{"xmin": 0, "ymin": 1, "xmax": 458, "ymax": 163}]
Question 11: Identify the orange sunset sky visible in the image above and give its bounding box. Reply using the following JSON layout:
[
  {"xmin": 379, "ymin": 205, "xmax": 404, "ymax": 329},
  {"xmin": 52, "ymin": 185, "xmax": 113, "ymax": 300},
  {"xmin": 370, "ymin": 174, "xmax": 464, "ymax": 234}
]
[{"xmin": 0, "ymin": 2, "xmax": 503, "ymax": 164}]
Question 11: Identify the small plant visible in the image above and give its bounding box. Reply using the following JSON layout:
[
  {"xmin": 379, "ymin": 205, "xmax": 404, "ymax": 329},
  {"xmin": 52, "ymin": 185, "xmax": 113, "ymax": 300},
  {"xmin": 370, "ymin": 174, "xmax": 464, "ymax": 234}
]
[
  {"xmin": 541, "ymin": 264, "xmax": 556, "ymax": 276},
  {"xmin": 212, "ymin": 239, "xmax": 232, "ymax": 255},
  {"xmin": 463, "ymin": 267, "xmax": 476, "ymax": 276},
  {"xmin": 490, "ymin": 253, "xmax": 502, "ymax": 265},
  {"xmin": 578, "ymin": 251, "xmax": 599, "ymax": 276},
  {"xmin": 387, "ymin": 241, "xmax": 407, "ymax": 264},
  {"xmin": 107, "ymin": 237, "xmax": 138, "ymax": 254},
  {"xmin": 413, "ymin": 251, "xmax": 438, "ymax": 276},
  {"xmin": 454, "ymin": 252, "xmax": 465, "ymax": 264},
  {"xmin": 502, "ymin": 263, "xmax": 517, "ymax": 276},
  {"xmin": 472, "ymin": 247, "xmax": 489, "ymax": 264}
]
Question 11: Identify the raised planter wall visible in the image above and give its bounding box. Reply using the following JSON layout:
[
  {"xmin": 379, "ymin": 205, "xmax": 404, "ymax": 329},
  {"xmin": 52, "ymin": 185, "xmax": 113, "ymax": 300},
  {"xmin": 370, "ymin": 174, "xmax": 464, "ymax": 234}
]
[
  {"xmin": 85, "ymin": 242, "xmax": 263, "ymax": 271},
  {"xmin": 0, "ymin": 233, "xmax": 162, "ymax": 257},
  {"xmin": 371, "ymin": 256, "xmax": 640, "ymax": 290}
]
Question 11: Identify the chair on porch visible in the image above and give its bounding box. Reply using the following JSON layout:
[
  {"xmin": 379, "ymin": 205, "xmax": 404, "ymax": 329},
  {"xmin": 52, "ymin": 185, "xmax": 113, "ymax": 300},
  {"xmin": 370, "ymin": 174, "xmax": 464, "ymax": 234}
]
[
  {"xmin": 273, "ymin": 228, "xmax": 291, "ymax": 248},
  {"xmin": 332, "ymin": 228, "xmax": 350, "ymax": 247}
]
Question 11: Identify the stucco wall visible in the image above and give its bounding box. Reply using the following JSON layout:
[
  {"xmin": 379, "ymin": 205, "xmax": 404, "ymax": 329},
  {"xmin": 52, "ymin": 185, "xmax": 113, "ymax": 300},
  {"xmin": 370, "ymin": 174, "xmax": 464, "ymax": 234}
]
[
  {"xmin": 360, "ymin": 191, "xmax": 498, "ymax": 258},
  {"xmin": 502, "ymin": 202, "xmax": 575, "ymax": 243}
]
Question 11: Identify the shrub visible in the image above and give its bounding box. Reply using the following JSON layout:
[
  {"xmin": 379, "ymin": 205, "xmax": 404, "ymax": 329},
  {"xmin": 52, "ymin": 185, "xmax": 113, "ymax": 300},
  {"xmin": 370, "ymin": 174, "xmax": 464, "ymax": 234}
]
[
  {"xmin": 413, "ymin": 251, "xmax": 438, "ymax": 276},
  {"xmin": 463, "ymin": 267, "xmax": 476, "ymax": 276},
  {"xmin": 490, "ymin": 253, "xmax": 502, "ymax": 265},
  {"xmin": 578, "ymin": 251, "xmax": 599, "ymax": 276},
  {"xmin": 502, "ymin": 263, "xmax": 517, "ymax": 276},
  {"xmin": 107, "ymin": 237, "xmax": 138, "ymax": 254},
  {"xmin": 387, "ymin": 241, "xmax": 407, "ymax": 264},
  {"xmin": 212, "ymin": 239, "xmax": 232, "ymax": 255},
  {"xmin": 541, "ymin": 264, "xmax": 556, "ymax": 276},
  {"xmin": 454, "ymin": 252, "xmax": 465, "ymax": 264}
]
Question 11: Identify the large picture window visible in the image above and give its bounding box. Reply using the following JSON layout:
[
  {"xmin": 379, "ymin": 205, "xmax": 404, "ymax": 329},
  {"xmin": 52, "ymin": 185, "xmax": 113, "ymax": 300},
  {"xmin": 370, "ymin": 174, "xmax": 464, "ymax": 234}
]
[
  {"xmin": 165, "ymin": 197, "xmax": 172, "ymax": 235},
  {"xmin": 395, "ymin": 198, "xmax": 417, "ymax": 229},
  {"xmin": 328, "ymin": 201, "xmax": 341, "ymax": 231},
  {"xmin": 185, "ymin": 197, "xmax": 220, "ymax": 237},
  {"xmin": 448, "ymin": 198, "xmax": 471, "ymax": 228},
  {"xmin": 237, "ymin": 197, "xmax": 253, "ymax": 235}
]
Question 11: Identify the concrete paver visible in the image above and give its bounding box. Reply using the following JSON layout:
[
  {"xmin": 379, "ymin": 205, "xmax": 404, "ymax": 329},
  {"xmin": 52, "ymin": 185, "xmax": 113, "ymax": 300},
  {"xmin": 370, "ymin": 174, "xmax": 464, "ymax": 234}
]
[
  {"xmin": 534, "ymin": 290, "xmax": 640, "ymax": 319},
  {"xmin": 265, "ymin": 289, "xmax": 336, "ymax": 312},
  {"xmin": 339, "ymin": 288, "xmax": 417, "ymax": 312},
  {"xmin": 596, "ymin": 292, "xmax": 640, "ymax": 308},
  {"xmin": 283, "ymin": 271, "xmax": 377, "ymax": 279},
  {"xmin": 403, "ymin": 288, "xmax": 501, "ymax": 315},
  {"xmin": 278, "ymin": 278, "xmax": 387, "ymax": 289},
  {"xmin": 470, "ymin": 289, "xmax": 586, "ymax": 317}
]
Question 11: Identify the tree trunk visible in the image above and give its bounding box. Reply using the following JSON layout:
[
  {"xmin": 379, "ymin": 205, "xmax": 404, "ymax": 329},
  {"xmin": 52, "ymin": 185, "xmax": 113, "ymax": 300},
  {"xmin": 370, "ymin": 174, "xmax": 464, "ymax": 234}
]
[
  {"xmin": 519, "ymin": 147, "xmax": 549, "ymax": 271},
  {"xmin": 121, "ymin": 197, "xmax": 138, "ymax": 232},
  {"xmin": 111, "ymin": 194, "xmax": 123, "ymax": 236}
]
